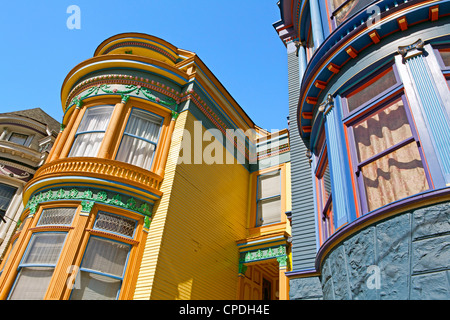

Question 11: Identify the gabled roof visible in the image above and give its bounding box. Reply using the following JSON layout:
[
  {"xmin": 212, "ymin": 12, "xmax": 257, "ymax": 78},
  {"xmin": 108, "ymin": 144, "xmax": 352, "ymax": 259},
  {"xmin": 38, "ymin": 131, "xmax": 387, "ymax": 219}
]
[{"xmin": 0, "ymin": 108, "xmax": 60, "ymax": 134}]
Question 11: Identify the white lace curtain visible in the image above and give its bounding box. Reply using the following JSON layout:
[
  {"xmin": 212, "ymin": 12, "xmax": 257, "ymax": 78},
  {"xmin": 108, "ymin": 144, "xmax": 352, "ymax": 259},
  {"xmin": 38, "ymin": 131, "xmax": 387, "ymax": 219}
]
[
  {"xmin": 116, "ymin": 109, "xmax": 162, "ymax": 170},
  {"xmin": 69, "ymin": 105, "xmax": 114, "ymax": 157}
]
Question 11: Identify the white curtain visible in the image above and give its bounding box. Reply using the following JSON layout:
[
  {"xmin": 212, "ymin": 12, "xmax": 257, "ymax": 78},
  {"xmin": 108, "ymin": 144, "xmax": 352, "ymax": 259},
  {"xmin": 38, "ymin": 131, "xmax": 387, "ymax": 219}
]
[
  {"xmin": 69, "ymin": 105, "xmax": 114, "ymax": 157},
  {"xmin": 70, "ymin": 237, "xmax": 129, "ymax": 300},
  {"xmin": 9, "ymin": 233, "xmax": 66, "ymax": 300},
  {"xmin": 116, "ymin": 109, "xmax": 161, "ymax": 170}
]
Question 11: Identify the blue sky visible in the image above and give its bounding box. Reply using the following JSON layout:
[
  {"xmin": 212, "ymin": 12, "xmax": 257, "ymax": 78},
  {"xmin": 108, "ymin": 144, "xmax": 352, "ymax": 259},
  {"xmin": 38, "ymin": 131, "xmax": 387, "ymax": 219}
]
[{"xmin": 0, "ymin": 1, "xmax": 289, "ymax": 131}]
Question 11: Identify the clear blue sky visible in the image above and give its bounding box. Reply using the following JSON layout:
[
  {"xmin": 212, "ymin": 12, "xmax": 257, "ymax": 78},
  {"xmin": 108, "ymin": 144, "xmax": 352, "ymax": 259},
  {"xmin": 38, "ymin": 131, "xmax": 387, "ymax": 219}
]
[{"xmin": 0, "ymin": 1, "xmax": 289, "ymax": 131}]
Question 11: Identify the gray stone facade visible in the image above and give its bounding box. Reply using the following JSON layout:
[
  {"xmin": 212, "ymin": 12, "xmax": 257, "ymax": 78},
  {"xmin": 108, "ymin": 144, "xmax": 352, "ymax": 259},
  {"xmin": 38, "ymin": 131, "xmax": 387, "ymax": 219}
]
[{"xmin": 290, "ymin": 201, "xmax": 450, "ymax": 300}]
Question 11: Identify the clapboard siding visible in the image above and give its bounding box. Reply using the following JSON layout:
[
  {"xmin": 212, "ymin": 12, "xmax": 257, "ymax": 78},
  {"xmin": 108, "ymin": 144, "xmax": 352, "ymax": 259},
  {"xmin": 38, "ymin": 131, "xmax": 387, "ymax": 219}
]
[
  {"xmin": 135, "ymin": 111, "xmax": 249, "ymax": 300},
  {"xmin": 286, "ymin": 49, "xmax": 317, "ymax": 271}
]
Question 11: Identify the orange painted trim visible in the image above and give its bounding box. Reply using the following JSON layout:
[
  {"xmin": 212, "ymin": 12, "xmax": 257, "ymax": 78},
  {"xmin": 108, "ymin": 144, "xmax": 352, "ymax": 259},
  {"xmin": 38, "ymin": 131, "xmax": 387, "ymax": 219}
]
[
  {"xmin": 397, "ymin": 17, "xmax": 408, "ymax": 31},
  {"xmin": 429, "ymin": 5, "xmax": 439, "ymax": 21},
  {"xmin": 302, "ymin": 112, "xmax": 313, "ymax": 120},
  {"xmin": 369, "ymin": 30, "xmax": 381, "ymax": 44},
  {"xmin": 327, "ymin": 63, "xmax": 340, "ymax": 74},
  {"xmin": 345, "ymin": 46, "xmax": 358, "ymax": 58},
  {"xmin": 314, "ymin": 80, "xmax": 328, "ymax": 90},
  {"xmin": 306, "ymin": 97, "xmax": 318, "ymax": 105}
]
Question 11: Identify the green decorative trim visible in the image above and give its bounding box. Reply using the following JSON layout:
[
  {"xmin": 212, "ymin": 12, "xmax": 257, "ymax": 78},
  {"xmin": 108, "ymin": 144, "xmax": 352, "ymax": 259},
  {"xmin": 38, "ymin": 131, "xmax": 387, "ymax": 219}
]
[
  {"xmin": 238, "ymin": 263, "xmax": 248, "ymax": 275},
  {"xmin": 121, "ymin": 94, "xmax": 130, "ymax": 104},
  {"xmin": 171, "ymin": 110, "xmax": 179, "ymax": 120},
  {"xmin": 69, "ymin": 84, "xmax": 177, "ymax": 109},
  {"xmin": 81, "ymin": 200, "xmax": 95, "ymax": 213},
  {"xmin": 26, "ymin": 188, "xmax": 153, "ymax": 217},
  {"xmin": 239, "ymin": 245, "xmax": 286, "ymax": 264},
  {"xmin": 144, "ymin": 216, "xmax": 151, "ymax": 229},
  {"xmin": 60, "ymin": 124, "xmax": 66, "ymax": 132},
  {"xmin": 276, "ymin": 255, "xmax": 288, "ymax": 267}
]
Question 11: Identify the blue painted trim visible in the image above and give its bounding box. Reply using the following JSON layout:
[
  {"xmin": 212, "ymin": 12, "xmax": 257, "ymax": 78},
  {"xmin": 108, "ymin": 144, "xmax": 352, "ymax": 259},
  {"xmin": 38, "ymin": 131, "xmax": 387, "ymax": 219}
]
[
  {"xmin": 406, "ymin": 54, "xmax": 450, "ymax": 184},
  {"xmin": 309, "ymin": 0, "xmax": 325, "ymax": 48},
  {"xmin": 324, "ymin": 100, "xmax": 353, "ymax": 228}
]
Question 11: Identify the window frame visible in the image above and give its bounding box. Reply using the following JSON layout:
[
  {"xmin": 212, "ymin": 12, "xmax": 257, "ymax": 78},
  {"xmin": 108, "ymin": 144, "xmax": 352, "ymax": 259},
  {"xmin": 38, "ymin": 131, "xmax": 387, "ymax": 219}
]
[
  {"xmin": 7, "ymin": 132, "xmax": 30, "ymax": 146},
  {"xmin": 93, "ymin": 210, "xmax": 138, "ymax": 239},
  {"xmin": 342, "ymin": 65, "xmax": 402, "ymax": 118},
  {"xmin": 345, "ymin": 91, "xmax": 432, "ymax": 214},
  {"xmin": 255, "ymin": 169, "xmax": 282, "ymax": 228},
  {"xmin": 0, "ymin": 182, "xmax": 18, "ymax": 223},
  {"xmin": 314, "ymin": 140, "xmax": 334, "ymax": 244},
  {"xmin": 114, "ymin": 107, "xmax": 164, "ymax": 171},
  {"xmin": 68, "ymin": 104, "xmax": 115, "ymax": 158},
  {"xmin": 7, "ymin": 231, "xmax": 67, "ymax": 300},
  {"xmin": 69, "ymin": 235, "xmax": 132, "ymax": 300}
]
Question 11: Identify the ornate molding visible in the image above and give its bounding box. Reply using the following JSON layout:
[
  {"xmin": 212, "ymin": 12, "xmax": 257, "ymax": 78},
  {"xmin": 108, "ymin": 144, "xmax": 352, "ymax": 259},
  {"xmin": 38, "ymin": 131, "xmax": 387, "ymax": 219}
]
[
  {"xmin": 26, "ymin": 187, "xmax": 153, "ymax": 218},
  {"xmin": 35, "ymin": 157, "xmax": 163, "ymax": 191},
  {"xmin": 239, "ymin": 245, "xmax": 287, "ymax": 264},
  {"xmin": 398, "ymin": 39, "xmax": 425, "ymax": 62}
]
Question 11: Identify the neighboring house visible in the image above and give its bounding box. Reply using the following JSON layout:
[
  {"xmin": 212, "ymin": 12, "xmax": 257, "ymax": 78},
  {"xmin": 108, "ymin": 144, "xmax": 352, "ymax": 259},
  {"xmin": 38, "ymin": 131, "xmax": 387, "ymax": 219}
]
[
  {"xmin": 274, "ymin": 0, "xmax": 450, "ymax": 299},
  {"xmin": 0, "ymin": 34, "xmax": 292, "ymax": 300},
  {"xmin": 0, "ymin": 108, "xmax": 59, "ymax": 260}
]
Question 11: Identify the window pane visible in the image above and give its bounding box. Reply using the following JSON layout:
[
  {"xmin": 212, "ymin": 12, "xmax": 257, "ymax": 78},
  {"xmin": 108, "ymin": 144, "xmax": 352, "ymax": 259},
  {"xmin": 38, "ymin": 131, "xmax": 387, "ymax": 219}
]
[
  {"xmin": 0, "ymin": 183, "xmax": 17, "ymax": 212},
  {"xmin": 257, "ymin": 196, "xmax": 281, "ymax": 226},
  {"xmin": 347, "ymin": 69, "xmax": 397, "ymax": 112},
  {"xmin": 81, "ymin": 237, "xmax": 129, "ymax": 278},
  {"xmin": 353, "ymin": 99, "xmax": 413, "ymax": 162},
  {"xmin": 124, "ymin": 109, "xmax": 161, "ymax": 143},
  {"xmin": 37, "ymin": 208, "xmax": 76, "ymax": 226},
  {"xmin": 94, "ymin": 212, "xmax": 136, "ymax": 238},
  {"xmin": 258, "ymin": 171, "xmax": 281, "ymax": 199},
  {"xmin": 70, "ymin": 271, "xmax": 121, "ymax": 300},
  {"xmin": 69, "ymin": 132, "xmax": 105, "ymax": 157},
  {"xmin": 116, "ymin": 109, "xmax": 161, "ymax": 170},
  {"xmin": 8, "ymin": 133, "xmax": 28, "ymax": 145},
  {"xmin": 361, "ymin": 142, "xmax": 429, "ymax": 211},
  {"xmin": 9, "ymin": 267, "xmax": 54, "ymax": 300},
  {"xmin": 68, "ymin": 105, "xmax": 113, "ymax": 157},
  {"xmin": 77, "ymin": 105, "xmax": 113, "ymax": 132},
  {"xmin": 22, "ymin": 233, "xmax": 66, "ymax": 265}
]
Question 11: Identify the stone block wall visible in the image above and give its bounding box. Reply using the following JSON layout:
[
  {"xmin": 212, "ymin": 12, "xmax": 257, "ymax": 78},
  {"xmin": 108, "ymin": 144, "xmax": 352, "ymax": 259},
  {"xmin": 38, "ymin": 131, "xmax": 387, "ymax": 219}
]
[{"xmin": 289, "ymin": 201, "xmax": 450, "ymax": 300}]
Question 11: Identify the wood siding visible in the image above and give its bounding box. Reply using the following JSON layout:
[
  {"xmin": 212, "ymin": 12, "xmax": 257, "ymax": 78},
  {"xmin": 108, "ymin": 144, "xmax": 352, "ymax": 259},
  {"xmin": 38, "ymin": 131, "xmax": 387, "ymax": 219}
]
[
  {"xmin": 287, "ymin": 49, "xmax": 317, "ymax": 271},
  {"xmin": 134, "ymin": 110, "xmax": 249, "ymax": 299}
]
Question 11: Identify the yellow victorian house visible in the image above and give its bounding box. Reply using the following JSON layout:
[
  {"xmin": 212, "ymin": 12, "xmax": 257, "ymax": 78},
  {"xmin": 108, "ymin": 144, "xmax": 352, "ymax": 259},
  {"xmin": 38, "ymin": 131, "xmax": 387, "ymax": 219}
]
[{"xmin": 0, "ymin": 33, "xmax": 292, "ymax": 300}]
